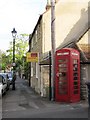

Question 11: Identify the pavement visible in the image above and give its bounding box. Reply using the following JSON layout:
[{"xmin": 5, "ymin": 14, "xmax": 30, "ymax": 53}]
[{"xmin": 1, "ymin": 76, "xmax": 89, "ymax": 119}]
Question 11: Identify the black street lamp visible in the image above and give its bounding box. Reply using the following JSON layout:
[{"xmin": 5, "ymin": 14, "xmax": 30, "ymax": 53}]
[{"xmin": 11, "ymin": 28, "xmax": 17, "ymax": 90}]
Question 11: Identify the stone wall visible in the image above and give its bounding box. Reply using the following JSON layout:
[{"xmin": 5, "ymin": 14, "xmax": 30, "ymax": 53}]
[
  {"xmin": 40, "ymin": 65, "xmax": 49, "ymax": 98},
  {"xmin": 31, "ymin": 18, "xmax": 43, "ymax": 94},
  {"xmin": 80, "ymin": 64, "xmax": 88, "ymax": 100}
]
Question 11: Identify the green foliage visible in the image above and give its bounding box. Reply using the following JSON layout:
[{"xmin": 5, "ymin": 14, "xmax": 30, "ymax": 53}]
[
  {"xmin": 0, "ymin": 33, "xmax": 30, "ymax": 77},
  {"xmin": 0, "ymin": 50, "xmax": 9, "ymax": 70},
  {"xmin": 6, "ymin": 34, "xmax": 29, "ymax": 72}
]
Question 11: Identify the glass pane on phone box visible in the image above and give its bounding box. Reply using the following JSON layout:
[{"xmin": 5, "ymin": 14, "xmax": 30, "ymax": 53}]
[
  {"xmin": 73, "ymin": 67, "xmax": 78, "ymax": 71},
  {"xmin": 74, "ymin": 82, "xmax": 78, "ymax": 85},
  {"xmin": 59, "ymin": 77, "xmax": 65, "ymax": 81},
  {"xmin": 58, "ymin": 59, "xmax": 67, "ymax": 63},
  {"xmin": 73, "ymin": 64, "xmax": 78, "ymax": 67},
  {"xmin": 59, "ymin": 64, "xmax": 67, "ymax": 67},
  {"xmin": 74, "ymin": 86, "xmax": 78, "ymax": 89},
  {"xmin": 59, "ymin": 77, "xmax": 67, "ymax": 80},
  {"xmin": 74, "ymin": 77, "xmax": 78, "ymax": 80},
  {"xmin": 59, "ymin": 91, "xmax": 67, "ymax": 94},
  {"xmin": 59, "ymin": 68, "xmax": 67, "ymax": 72},
  {"xmin": 74, "ymin": 90, "xmax": 78, "ymax": 94},
  {"xmin": 73, "ymin": 73, "xmax": 78, "ymax": 76},
  {"xmin": 73, "ymin": 60, "xmax": 78, "ymax": 64},
  {"xmin": 60, "ymin": 72, "xmax": 66, "ymax": 76}
]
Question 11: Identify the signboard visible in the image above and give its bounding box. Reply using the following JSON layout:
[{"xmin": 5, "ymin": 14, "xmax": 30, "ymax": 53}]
[{"xmin": 26, "ymin": 52, "xmax": 39, "ymax": 62}]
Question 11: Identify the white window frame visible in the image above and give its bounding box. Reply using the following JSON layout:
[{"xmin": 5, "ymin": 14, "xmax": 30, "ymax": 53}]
[
  {"xmin": 31, "ymin": 63, "xmax": 33, "ymax": 77},
  {"xmin": 32, "ymin": 39, "xmax": 33, "ymax": 48},
  {"xmin": 36, "ymin": 63, "xmax": 38, "ymax": 78},
  {"xmin": 36, "ymin": 30, "xmax": 37, "ymax": 43}
]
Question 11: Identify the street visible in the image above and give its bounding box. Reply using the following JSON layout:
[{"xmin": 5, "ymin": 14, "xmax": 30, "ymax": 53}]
[{"xmin": 1, "ymin": 76, "xmax": 88, "ymax": 119}]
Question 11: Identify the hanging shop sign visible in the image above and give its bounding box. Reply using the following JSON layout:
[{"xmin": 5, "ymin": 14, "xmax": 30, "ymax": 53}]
[{"xmin": 26, "ymin": 52, "xmax": 39, "ymax": 62}]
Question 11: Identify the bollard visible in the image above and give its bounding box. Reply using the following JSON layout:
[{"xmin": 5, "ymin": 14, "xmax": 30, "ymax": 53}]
[{"xmin": 86, "ymin": 82, "xmax": 90, "ymax": 107}]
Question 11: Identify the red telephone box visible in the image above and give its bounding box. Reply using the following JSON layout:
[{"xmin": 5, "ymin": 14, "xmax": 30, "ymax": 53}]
[{"xmin": 55, "ymin": 48, "xmax": 80, "ymax": 102}]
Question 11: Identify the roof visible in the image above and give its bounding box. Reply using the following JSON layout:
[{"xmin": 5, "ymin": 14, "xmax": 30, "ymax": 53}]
[
  {"xmin": 57, "ymin": 8, "xmax": 90, "ymax": 50},
  {"xmin": 29, "ymin": 15, "xmax": 42, "ymax": 42},
  {"xmin": 40, "ymin": 8, "xmax": 90, "ymax": 64},
  {"xmin": 78, "ymin": 44, "xmax": 90, "ymax": 59}
]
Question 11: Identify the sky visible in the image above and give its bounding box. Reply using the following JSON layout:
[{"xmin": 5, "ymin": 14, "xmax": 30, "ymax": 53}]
[{"xmin": 0, "ymin": 0, "xmax": 47, "ymax": 52}]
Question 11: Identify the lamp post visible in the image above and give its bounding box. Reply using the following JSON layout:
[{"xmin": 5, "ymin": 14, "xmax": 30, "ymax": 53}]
[{"xmin": 11, "ymin": 28, "xmax": 17, "ymax": 90}]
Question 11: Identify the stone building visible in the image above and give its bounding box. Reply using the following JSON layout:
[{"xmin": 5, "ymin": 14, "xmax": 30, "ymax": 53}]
[
  {"xmin": 29, "ymin": 0, "xmax": 90, "ymax": 100},
  {"xmin": 29, "ymin": 15, "xmax": 43, "ymax": 93}
]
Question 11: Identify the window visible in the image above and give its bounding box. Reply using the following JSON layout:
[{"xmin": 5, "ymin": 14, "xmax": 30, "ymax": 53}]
[
  {"xmin": 36, "ymin": 63, "xmax": 38, "ymax": 78},
  {"xmin": 31, "ymin": 39, "xmax": 33, "ymax": 48},
  {"xmin": 35, "ymin": 30, "xmax": 37, "ymax": 42},
  {"xmin": 31, "ymin": 63, "xmax": 33, "ymax": 77}
]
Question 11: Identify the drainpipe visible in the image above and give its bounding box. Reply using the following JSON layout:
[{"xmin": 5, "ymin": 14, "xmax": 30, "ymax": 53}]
[
  {"xmin": 49, "ymin": 51, "xmax": 52, "ymax": 100},
  {"xmin": 51, "ymin": 0, "xmax": 56, "ymax": 101}
]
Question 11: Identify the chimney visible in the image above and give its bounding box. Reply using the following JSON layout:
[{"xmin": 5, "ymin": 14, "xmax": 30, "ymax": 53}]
[
  {"xmin": 55, "ymin": 0, "xmax": 59, "ymax": 3},
  {"xmin": 81, "ymin": 8, "xmax": 86, "ymax": 17},
  {"xmin": 46, "ymin": 0, "xmax": 51, "ymax": 10}
]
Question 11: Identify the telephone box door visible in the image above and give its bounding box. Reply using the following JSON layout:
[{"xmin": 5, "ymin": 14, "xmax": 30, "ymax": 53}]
[{"xmin": 55, "ymin": 49, "xmax": 70, "ymax": 102}]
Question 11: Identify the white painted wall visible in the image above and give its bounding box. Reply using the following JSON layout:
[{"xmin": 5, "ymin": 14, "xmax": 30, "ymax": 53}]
[{"xmin": 42, "ymin": 0, "xmax": 89, "ymax": 53}]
